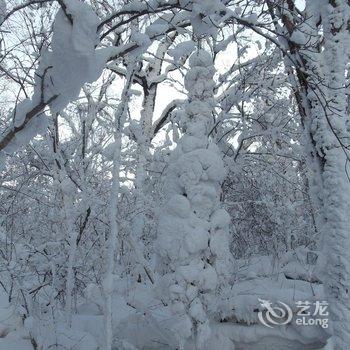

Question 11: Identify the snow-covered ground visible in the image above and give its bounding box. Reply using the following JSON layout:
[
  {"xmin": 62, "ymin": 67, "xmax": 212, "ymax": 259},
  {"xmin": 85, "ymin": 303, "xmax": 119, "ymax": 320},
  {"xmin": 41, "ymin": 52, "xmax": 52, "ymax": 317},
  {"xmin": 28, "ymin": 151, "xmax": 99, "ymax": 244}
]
[{"xmin": 0, "ymin": 249, "xmax": 331, "ymax": 349}]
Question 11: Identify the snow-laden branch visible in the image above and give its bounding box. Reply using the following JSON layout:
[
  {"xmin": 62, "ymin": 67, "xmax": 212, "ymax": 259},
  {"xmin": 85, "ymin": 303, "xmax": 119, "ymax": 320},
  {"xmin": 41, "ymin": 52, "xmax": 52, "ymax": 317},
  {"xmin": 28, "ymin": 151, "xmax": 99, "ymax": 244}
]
[
  {"xmin": 0, "ymin": 94, "xmax": 57, "ymax": 152},
  {"xmin": 152, "ymin": 99, "xmax": 184, "ymax": 137}
]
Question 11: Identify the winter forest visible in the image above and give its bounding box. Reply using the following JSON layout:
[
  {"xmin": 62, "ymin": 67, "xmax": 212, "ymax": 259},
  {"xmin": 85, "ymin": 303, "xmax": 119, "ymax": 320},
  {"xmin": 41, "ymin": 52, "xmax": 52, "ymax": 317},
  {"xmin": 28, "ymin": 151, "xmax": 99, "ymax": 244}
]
[{"xmin": 1, "ymin": 0, "xmax": 350, "ymax": 349}]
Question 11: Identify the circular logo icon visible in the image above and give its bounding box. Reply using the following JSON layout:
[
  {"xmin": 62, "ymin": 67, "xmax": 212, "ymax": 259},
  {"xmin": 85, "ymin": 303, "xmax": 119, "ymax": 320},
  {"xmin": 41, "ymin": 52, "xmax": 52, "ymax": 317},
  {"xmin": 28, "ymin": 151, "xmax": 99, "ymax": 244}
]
[{"xmin": 258, "ymin": 298, "xmax": 293, "ymax": 328}]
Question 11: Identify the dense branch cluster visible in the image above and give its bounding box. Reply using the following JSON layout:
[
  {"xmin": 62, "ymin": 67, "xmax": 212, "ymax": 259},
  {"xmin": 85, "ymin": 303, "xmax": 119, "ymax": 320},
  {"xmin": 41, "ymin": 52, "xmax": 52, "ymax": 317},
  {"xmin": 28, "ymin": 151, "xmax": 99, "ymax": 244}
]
[{"xmin": 0, "ymin": 0, "xmax": 350, "ymax": 349}]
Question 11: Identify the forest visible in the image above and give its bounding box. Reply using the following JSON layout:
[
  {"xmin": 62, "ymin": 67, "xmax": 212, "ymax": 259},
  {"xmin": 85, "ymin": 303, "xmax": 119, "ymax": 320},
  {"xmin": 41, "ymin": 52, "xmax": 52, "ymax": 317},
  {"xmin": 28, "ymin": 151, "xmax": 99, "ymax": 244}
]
[{"xmin": 0, "ymin": 0, "xmax": 349, "ymax": 349}]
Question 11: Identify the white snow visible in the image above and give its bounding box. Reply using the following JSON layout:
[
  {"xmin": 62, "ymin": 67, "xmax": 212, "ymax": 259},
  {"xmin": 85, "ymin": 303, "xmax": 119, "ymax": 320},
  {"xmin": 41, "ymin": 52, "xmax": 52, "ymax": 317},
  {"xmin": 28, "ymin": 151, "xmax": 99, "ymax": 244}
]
[
  {"xmin": 157, "ymin": 49, "xmax": 233, "ymax": 348},
  {"xmin": 0, "ymin": 289, "xmax": 21, "ymax": 337},
  {"xmin": 42, "ymin": 0, "xmax": 105, "ymax": 113},
  {"xmin": 0, "ymin": 339, "xmax": 33, "ymax": 350},
  {"xmin": 168, "ymin": 41, "xmax": 196, "ymax": 62},
  {"xmin": 146, "ymin": 23, "xmax": 169, "ymax": 37}
]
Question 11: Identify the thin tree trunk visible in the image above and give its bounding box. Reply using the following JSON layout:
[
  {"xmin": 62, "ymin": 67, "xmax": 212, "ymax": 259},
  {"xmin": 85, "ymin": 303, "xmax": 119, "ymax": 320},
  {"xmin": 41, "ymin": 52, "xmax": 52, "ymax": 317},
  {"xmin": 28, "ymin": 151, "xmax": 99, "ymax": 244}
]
[{"xmin": 105, "ymin": 62, "xmax": 136, "ymax": 350}]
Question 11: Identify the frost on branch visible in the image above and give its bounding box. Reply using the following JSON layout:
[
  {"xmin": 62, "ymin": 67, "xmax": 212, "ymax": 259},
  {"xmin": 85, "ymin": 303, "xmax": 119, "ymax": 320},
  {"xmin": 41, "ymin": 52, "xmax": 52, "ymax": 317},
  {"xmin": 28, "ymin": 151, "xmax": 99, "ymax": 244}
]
[
  {"xmin": 1, "ymin": 0, "xmax": 108, "ymax": 155},
  {"xmin": 179, "ymin": 0, "xmax": 226, "ymax": 37},
  {"xmin": 40, "ymin": 0, "xmax": 106, "ymax": 113},
  {"xmin": 157, "ymin": 49, "xmax": 232, "ymax": 349},
  {"xmin": 0, "ymin": 0, "xmax": 109, "ymax": 153}
]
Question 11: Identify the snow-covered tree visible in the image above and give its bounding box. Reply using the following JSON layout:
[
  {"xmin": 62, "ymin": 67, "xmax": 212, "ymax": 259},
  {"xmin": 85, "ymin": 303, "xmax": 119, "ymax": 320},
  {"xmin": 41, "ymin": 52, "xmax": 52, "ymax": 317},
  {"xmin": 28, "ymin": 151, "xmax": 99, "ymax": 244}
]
[
  {"xmin": 157, "ymin": 49, "xmax": 232, "ymax": 349},
  {"xmin": 0, "ymin": 0, "xmax": 349, "ymax": 349}
]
